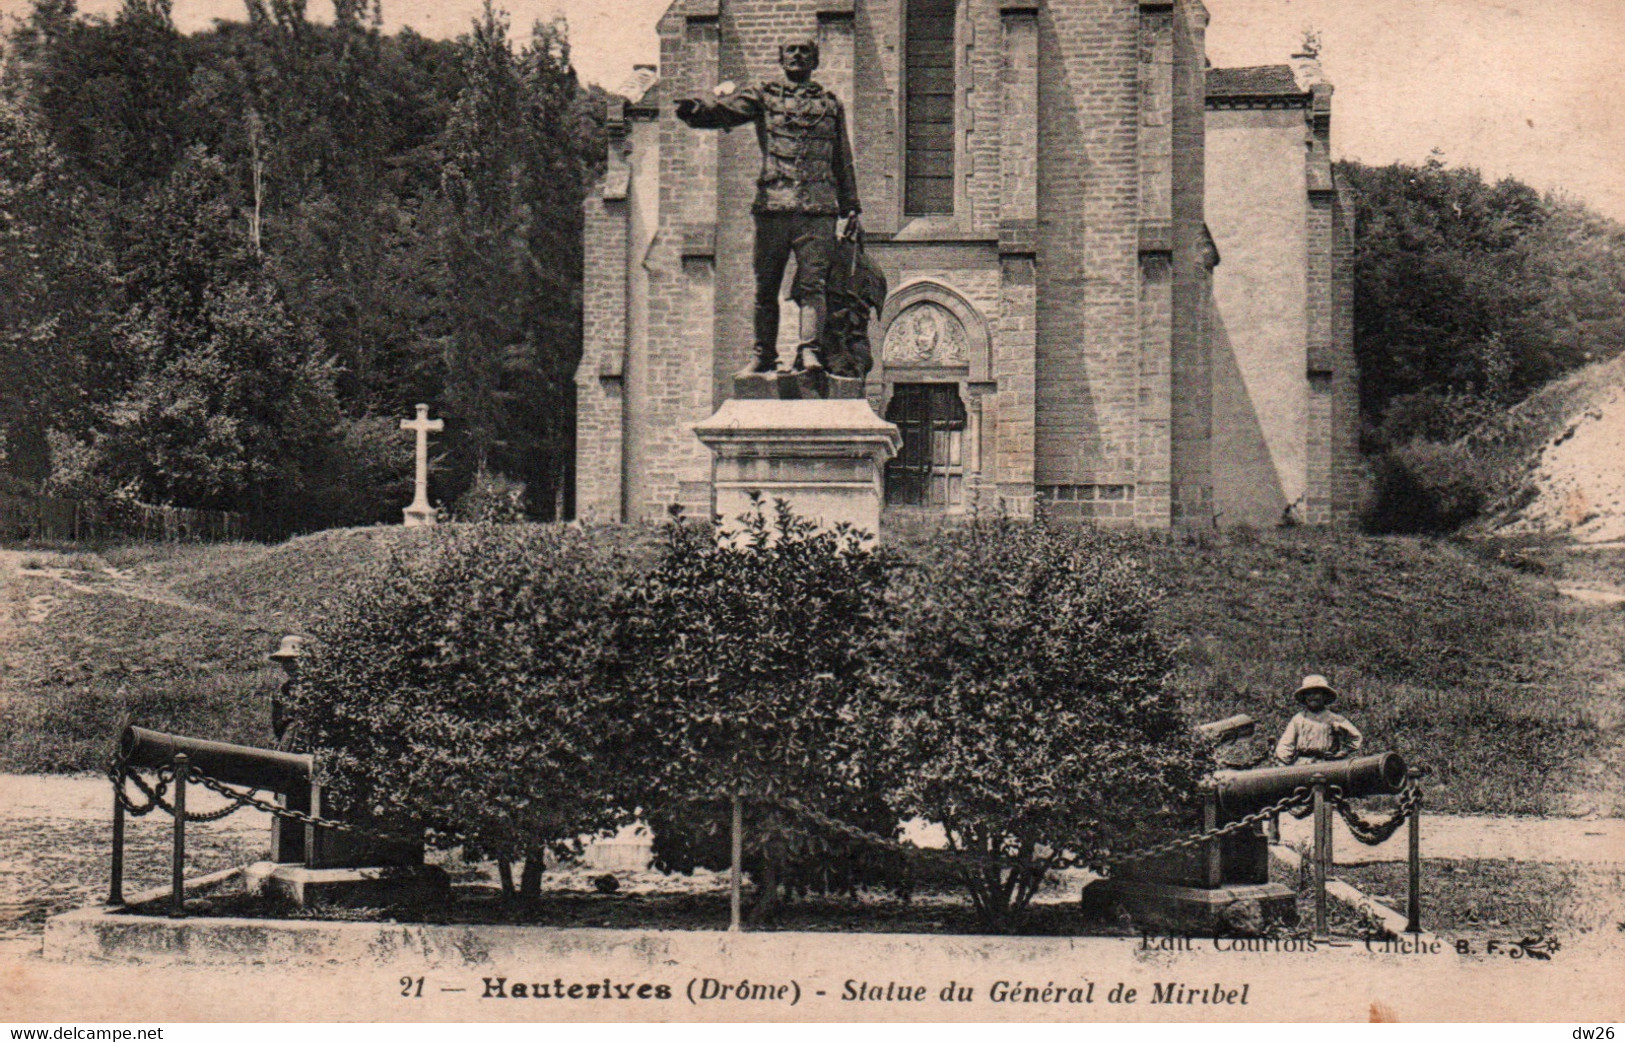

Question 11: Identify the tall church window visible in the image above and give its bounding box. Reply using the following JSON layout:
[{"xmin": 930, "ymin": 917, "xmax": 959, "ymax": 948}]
[{"xmin": 904, "ymin": 0, "xmax": 956, "ymax": 216}]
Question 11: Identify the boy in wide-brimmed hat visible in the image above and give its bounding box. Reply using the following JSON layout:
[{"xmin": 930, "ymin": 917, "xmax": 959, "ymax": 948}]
[{"xmin": 1274, "ymin": 674, "xmax": 1364, "ymax": 766}]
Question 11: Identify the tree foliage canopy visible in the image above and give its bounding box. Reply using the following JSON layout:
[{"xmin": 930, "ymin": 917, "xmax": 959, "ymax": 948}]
[
  {"xmin": 291, "ymin": 511, "xmax": 1204, "ymax": 931},
  {"xmin": 1339, "ymin": 157, "xmax": 1625, "ymax": 444},
  {"xmin": 1338, "ymin": 158, "xmax": 1625, "ymax": 532},
  {"xmin": 0, "ymin": 0, "xmax": 605, "ymax": 523},
  {"xmin": 879, "ymin": 516, "xmax": 1203, "ymax": 925}
]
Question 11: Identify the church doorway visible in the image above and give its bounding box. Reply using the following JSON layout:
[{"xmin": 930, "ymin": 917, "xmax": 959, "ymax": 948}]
[{"xmin": 884, "ymin": 383, "xmax": 967, "ymax": 508}]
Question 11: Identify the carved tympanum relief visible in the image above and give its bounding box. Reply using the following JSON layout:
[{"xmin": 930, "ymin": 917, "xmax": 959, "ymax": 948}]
[{"xmin": 882, "ymin": 301, "xmax": 968, "ymax": 366}]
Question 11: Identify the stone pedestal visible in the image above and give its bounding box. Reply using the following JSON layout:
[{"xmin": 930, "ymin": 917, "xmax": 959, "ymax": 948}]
[
  {"xmin": 693, "ymin": 396, "xmax": 901, "ymax": 542},
  {"xmin": 1080, "ymin": 877, "xmax": 1298, "ymax": 935},
  {"xmin": 242, "ymin": 862, "xmax": 449, "ymax": 909},
  {"xmin": 401, "ymin": 502, "xmax": 437, "ymax": 527}
]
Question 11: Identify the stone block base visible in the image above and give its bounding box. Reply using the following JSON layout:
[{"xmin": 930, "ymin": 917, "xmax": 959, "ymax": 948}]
[
  {"xmin": 242, "ymin": 862, "xmax": 449, "ymax": 909},
  {"xmin": 733, "ymin": 369, "xmax": 865, "ymax": 400},
  {"xmin": 693, "ymin": 398, "xmax": 901, "ymax": 542},
  {"xmin": 1081, "ymin": 878, "xmax": 1297, "ymax": 936},
  {"xmin": 401, "ymin": 504, "xmax": 436, "ymax": 527}
]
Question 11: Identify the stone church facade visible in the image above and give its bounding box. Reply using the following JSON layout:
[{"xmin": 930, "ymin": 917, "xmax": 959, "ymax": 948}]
[{"xmin": 575, "ymin": 0, "xmax": 1362, "ymax": 528}]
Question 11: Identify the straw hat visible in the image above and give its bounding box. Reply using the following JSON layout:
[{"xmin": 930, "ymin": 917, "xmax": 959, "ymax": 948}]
[{"xmin": 1292, "ymin": 674, "xmax": 1338, "ymax": 706}]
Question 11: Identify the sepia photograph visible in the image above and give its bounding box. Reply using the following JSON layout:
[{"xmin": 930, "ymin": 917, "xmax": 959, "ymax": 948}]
[{"xmin": 0, "ymin": 0, "xmax": 1621, "ymax": 1025}]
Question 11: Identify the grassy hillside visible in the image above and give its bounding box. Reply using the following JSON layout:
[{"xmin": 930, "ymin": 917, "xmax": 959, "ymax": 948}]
[
  {"xmin": 0, "ymin": 529, "xmax": 413, "ymax": 772},
  {"xmin": 1140, "ymin": 528, "xmax": 1621, "ymax": 816},
  {"xmin": 2, "ymin": 523, "xmax": 1617, "ymax": 817}
]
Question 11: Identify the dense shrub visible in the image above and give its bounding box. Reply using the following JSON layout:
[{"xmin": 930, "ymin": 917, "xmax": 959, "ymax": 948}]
[
  {"xmin": 453, "ymin": 465, "xmax": 529, "ymax": 522},
  {"xmin": 1365, "ymin": 439, "xmax": 1494, "ymax": 533},
  {"xmin": 878, "ymin": 515, "xmax": 1204, "ymax": 930},
  {"xmin": 283, "ymin": 506, "xmax": 1207, "ymax": 923},
  {"xmin": 608, "ymin": 499, "xmax": 899, "ymax": 920},
  {"xmin": 287, "ymin": 523, "xmax": 639, "ymax": 891}
]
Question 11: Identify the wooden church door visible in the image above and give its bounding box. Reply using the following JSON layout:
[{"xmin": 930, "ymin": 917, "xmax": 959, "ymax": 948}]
[{"xmin": 884, "ymin": 383, "xmax": 967, "ymax": 508}]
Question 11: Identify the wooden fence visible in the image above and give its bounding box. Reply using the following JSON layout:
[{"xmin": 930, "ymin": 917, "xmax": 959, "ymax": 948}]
[{"xmin": 0, "ymin": 492, "xmax": 249, "ymax": 543}]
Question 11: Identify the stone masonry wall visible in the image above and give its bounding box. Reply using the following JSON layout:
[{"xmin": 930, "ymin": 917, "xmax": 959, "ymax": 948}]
[
  {"xmin": 1205, "ymin": 102, "xmax": 1308, "ymax": 528},
  {"xmin": 1167, "ymin": 0, "xmax": 1210, "ymax": 526},
  {"xmin": 637, "ymin": 16, "xmax": 721, "ymax": 521},
  {"xmin": 1329, "ymin": 179, "xmax": 1365, "ymax": 525},
  {"xmin": 574, "ymin": 0, "xmax": 1350, "ymax": 529},
  {"xmin": 1034, "ymin": 0, "xmax": 1144, "ymax": 503},
  {"xmin": 576, "ymin": 187, "xmax": 627, "ymax": 523}
]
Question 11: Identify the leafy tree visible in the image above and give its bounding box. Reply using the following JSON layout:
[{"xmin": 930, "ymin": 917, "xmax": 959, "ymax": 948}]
[
  {"xmin": 289, "ymin": 522, "xmax": 641, "ymax": 896},
  {"xmin": 14, "ymin": 0, "xmax": 194, "ymax": 204},
  {"xmin": 610, "ymin": 500, "xmax": 897, "ymax": 921},
  {"xmin": 877, "ymin": 515, "xmax": 1204, "ymax": 930},
  {"xmin": 1340, "ymin": 158, "xmax": 1625, "ymax": 532},
  {"xmin": 1338, "ymin": 157, "xmax": 1625, "ymax": 443},
  {"xmin": 1, "ymin": 0, "xmax": 603, "ymax": 525},
  {"xmin": 49, "ymin": 147, "xmax": 340, "ymax": 519},
  {"xmin": 439, "ymin": 3, "xmax": 602, "ymax": 517},
  {"xmin": 0, "ymin": 91, "xmax": 117, "ymax": 489}
]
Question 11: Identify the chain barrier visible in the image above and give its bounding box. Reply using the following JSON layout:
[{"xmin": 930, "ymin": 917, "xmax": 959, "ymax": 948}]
[
  {"xmin": 765, "ymin": 784, "xmax": 1317, "ymax": 878},
  {"xmin": 106, "ymin": 747, "xmax": 422, "ymax": 846},
  {"xmin": 108, "ymin": 759, "xmax": 170, "ymax": 817},
  {"xmin": 1102, "ymin": 786, "xmax": 1313, "ymax": 870},
  {"xmin": 107, "ymin": 747, "xmax": 252, "ymax": 823},
  {"xmin": 106, "ymin": 745, "xmax": 1419, "ymax": 871},
  {"xmin": 1329, "ymin": 780, "xmax": 1423, "ymax": 847}
]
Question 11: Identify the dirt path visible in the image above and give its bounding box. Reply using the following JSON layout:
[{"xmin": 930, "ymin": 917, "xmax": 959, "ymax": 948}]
[
  {"xmin": 0, "ymin": 551, "xmax": 58, "ymax": 708},
  {"xmin": 10, "ymin": 554, "xmax": 242, "ymax": 623},
  {"xmin": 1277, "ymin": 812, "xmax": 1625, "ymax": 865}
]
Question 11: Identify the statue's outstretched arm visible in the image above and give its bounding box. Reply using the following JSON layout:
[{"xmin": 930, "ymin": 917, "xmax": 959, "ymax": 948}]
[{"xmin": 675, "ymin": 86, "xmax": 762, "ymax": 130}]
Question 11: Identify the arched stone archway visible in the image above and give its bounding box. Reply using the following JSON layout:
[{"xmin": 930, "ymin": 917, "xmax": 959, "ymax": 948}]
[
  {"xmin": 874, "ymin": 280, "xmax": 992, "ymax": 513},
  {"xmin": 876, "ymin": 280, "xmax": 991, "ymax": 382}
]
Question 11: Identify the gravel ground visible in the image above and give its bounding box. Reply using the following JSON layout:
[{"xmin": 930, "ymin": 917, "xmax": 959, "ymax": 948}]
[
  {"xmin": 6, "ymin": 773, "xmax": 1625, "ymax": 955},
  {"xmin": 0, "ymin": 773, "xmax": 267, "ymax": 946}
]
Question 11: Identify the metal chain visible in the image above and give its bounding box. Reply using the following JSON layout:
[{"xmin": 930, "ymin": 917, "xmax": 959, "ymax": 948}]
[
  {"xmin": 106, "ymin": 747, "xmax": 421, "ymax": 846},
  {"xmin": 107, "ymin": 749, "xmax": 257, "ymax": 823},
  {"xmin": 187, "ymin": 771, "xmax": 425, "ymax": 847},
  {"xmin": 764, "ymin": 785, "xmax": 1316, "ymax": 877},
  {"xmin": 108, "ymin": 763, "xmax": 169, "ymax": 817},
  {"xmin": 1102, "ymin": 786, "xmax": 1312, "ymax": 870},
  {"xmin": 1329, "ymin": 780, "xmax": 1422, "ymax": 846}
]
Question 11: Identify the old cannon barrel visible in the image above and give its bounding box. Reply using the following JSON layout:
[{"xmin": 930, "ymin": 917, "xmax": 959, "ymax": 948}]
[
  {"xmin": 118, "ymin": 725, "xmax": 312, "ymax": 794},
  {"xmin": 1215, "ymin": 752, "xmax": 1407, "ymax": 816}
]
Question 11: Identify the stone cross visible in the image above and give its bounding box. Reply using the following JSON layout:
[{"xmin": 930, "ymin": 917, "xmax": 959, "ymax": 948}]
[{"xmin": 400, "ymin": 403, "xmax": 443, "ymax": 527}]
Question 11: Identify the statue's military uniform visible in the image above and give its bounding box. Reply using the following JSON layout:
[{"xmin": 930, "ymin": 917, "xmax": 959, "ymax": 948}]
[{"xmin": 678, "ymin": 80, "xmax": 861, "ymax": 363}]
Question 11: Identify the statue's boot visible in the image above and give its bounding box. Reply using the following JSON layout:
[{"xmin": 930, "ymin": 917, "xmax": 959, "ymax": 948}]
[
  {"xmin": 793, "ymin": 301, "xmax": 825, "ymax": 372},
  {"xmin": 750, "ymin": 345, "xmax": 779, "ymax": 373},
  {"xmin": 794, "ymin": 344, "xmax": 824, "ymax": 372},
  {"xmin": 752, "ymin": 303, "xmax": 781, "ymax": 372}
]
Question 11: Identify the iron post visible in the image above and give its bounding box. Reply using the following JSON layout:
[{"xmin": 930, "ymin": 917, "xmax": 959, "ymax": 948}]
[
  {"xmin": 1200, "ymin": 780, "xmax": 1222, "ymax": 888},
  {"xmin": 1312, "ymin": 773, "xmax": 1329, "ymax": 940},
  {"xmin": 169, "ymin": 753, "xmax": 188, "ymax": 919},
  {"xmin": 108, "ymin": 773, "xmax": 125, "ymax": 906},
  {"xmin": 729, "ymin": 792, "xmax": 744, "ymax": 932},
  {"xmin": 1406, "ymin": 767, "xmax": 1422, "ymax": 934}
]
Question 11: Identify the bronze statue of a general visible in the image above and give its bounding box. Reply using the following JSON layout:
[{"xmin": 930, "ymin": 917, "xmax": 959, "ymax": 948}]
[{"xmin": 677, "ymin": 37, "xmax": 874, "ymax": 379}]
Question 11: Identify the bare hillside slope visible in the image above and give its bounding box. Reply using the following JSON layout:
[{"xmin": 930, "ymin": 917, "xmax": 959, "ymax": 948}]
[{"xmin": 1477, "ymin": 354, "xmax": 1625, "ymax": 543}]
